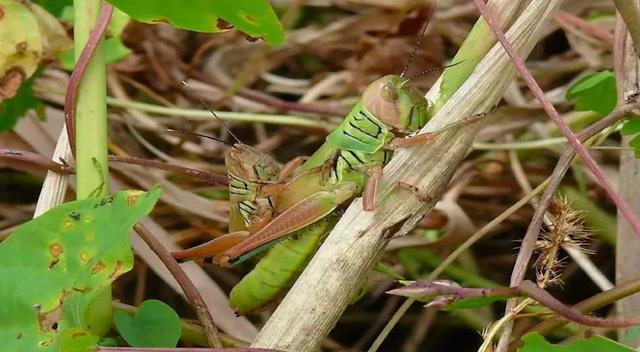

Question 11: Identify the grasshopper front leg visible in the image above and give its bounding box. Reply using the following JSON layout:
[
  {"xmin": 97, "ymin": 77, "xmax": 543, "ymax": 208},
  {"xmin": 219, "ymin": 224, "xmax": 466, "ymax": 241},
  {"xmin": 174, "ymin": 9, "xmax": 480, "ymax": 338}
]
[
  {"xmin": 388, "ymin": 111, "xmax": 489, "ymax": 149},
  {"xmin": 363, "ymin": 164, "xmax": 383, "ymax": 212}
]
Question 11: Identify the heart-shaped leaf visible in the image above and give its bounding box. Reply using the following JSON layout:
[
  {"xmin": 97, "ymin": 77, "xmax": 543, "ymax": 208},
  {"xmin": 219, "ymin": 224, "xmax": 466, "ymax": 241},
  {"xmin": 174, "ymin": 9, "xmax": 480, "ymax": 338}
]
[
  {"xmin": 114, "ymin": 300, "xmax": 181, "ymax": 348},
  {"xmin": 566, "ymin": 71, "xmax": 616, "ymax": 116}
]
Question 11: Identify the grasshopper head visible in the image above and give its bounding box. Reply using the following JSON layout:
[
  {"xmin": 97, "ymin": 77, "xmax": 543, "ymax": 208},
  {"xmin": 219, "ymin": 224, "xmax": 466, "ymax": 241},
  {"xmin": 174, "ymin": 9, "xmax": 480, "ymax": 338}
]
[
  {"xmin": 361, "ymin": 75, "xmax": 432, "ymax": 133},
  {"xmin": 226, "ymin": 144, "xmax": 280, "ymax": 182}
]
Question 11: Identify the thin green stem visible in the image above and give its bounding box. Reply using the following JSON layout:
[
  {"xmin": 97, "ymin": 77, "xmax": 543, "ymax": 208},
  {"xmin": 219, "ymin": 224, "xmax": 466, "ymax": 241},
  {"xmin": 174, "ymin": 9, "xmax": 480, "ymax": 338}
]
[
  {"xmin": 473, "ymin": 138, "xmax": 567, "ymax": 150},
  {"xmin": 473, "ymin": 122, "xmax": 624, "ymax": 151},
  {"xmin": 74, "ymin": 0, "xmax": 109, "ymax": 199},
  {"xmin": 106, "ymin": 97, "xmax": 334, "ymax": 130},
  {"xmin": 38, "ymin": 82, "xmax": 333, "ymax": 129},
  {"xmin": 73, "ymin": 0, "xmax": 110, "ymax": 336},
  {"xmin": 433, "ymin": 2, "xmax": 524, "ymax": 110}
]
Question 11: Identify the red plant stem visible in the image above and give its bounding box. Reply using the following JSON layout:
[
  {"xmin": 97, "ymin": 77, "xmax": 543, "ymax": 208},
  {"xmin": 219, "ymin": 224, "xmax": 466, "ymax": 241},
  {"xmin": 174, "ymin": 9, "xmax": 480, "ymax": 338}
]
[
  {"xmin": 533, "ymin": 275, "xmax": 640, "ymax": 333},
  {"xmin": 555, "ymin": 11, "xmax": 615, "ymax": 47},
  {"xmin": 108, "ymin": 155, "xmax": 228, "ymax": 186},
  {"xmin": 0, "ymin": 148, "xmax": 74, "ymax": 174},
  {"xmin": 518, "ymin": 281, "xmax": 640, "ymax": 328},
  {"xmin": 0, "ymin": 149, "xmax": 228, "ymax": 186},
  {"xmin": 472, "ymin": 0, "xmax": 640, "ymax": 239},
  {"xmin": 134, "ymin": 223, "xmax": 223, "ymax": 348},
  {"xmin": 64, "ymin": 2, "xmax": 113, "ymax": 156},
  {"xmin": 392, "ymin": 280, "xmax": 640, "ymax": 327}
]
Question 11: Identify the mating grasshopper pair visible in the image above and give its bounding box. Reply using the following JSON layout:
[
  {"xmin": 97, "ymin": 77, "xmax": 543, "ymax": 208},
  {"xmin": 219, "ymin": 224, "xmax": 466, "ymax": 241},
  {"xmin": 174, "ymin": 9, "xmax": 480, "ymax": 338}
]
[{"xmin": 172, "ymin": 73, "xmax": 447, "ymax": 313}]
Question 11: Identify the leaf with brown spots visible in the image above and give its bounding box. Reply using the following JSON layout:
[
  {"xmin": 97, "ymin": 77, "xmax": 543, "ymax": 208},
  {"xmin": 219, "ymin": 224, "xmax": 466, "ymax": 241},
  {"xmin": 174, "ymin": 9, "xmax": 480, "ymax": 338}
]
[
  {"xmin": 0, "ymin": 1, "xmax": 70, "ymax": 130},
  {"xmin": 105, "ymin": 0, "xmax": 284, "ymax": 44},
  {"xmin": 0, "ymin": 0, "xmax": 42, "ymax": 99},
  {"xmin": 0, "ymin": 186, "xmax": 161, "ymax": 351}
]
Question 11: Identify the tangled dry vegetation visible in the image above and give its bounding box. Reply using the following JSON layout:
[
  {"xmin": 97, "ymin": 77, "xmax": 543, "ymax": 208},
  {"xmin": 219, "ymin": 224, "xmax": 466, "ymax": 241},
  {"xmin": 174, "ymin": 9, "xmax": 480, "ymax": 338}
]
[{"xmin": 2, "ymin": 0, "xmax": 640, "ymax": 351}]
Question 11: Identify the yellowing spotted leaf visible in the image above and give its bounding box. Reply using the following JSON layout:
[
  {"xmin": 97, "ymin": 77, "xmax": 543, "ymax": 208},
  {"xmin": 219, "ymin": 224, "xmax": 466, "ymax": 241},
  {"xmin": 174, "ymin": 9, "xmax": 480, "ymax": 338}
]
[
  {"xmin": 0, "ymin": 187, "xmax": 161, "ymax": 351},
  {"xmin": 0, "ymin": 0, "xmax": 43, "ymax": 101}
]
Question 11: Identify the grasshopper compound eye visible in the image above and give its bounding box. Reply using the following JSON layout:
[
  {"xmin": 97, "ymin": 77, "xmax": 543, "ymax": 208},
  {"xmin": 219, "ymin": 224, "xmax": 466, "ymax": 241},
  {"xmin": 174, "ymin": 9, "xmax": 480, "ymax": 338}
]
[{"xmin": 380, "ymin": 83, "xmax": 398, "ymax": 102}]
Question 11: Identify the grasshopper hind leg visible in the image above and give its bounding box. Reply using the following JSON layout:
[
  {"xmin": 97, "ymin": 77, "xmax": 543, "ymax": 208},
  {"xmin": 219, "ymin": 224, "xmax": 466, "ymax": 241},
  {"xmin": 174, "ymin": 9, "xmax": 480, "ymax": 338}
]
[
  {"xmin": 171, "ymin": 231, "xmax": 251, "ymax": 264},
  {"xmin": 229, "ymin": 215, "xmax": 336, "ymax": 314}
]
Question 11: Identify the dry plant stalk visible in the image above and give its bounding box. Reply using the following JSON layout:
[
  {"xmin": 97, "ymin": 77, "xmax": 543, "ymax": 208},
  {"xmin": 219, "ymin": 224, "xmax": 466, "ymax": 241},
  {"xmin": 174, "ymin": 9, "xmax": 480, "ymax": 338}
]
[
  {"xmin": 613, "ymin": 0, "xmax": 640, "ymax": 57},
  {"xmin": 615, "ymin": 6, "xmax": 640, "ymax": 345},
  {"xmin": 252, "ymin": 1, "xmax": 564, "ymax": 351}
]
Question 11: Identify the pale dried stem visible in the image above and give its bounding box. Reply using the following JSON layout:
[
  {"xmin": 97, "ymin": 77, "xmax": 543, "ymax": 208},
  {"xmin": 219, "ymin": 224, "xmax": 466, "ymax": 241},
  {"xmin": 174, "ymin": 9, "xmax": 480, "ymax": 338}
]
[
  {"xmin": 615, "ymin": 8, "xmax": 640, "ymax": 346},
  {"xmin": 480, "ymin": 299, "xmax": 532, "ymax": 352},
  {"xmin": 251, "ymin": 1, "xmax": 564, "ymax": 351},
  {"xmin": 613, "ymin": 0, "xmax": 640, "ymax": 58},
  {"xmin": 34, "ymin": 126, "xmax": 73, "ymax": 216}
]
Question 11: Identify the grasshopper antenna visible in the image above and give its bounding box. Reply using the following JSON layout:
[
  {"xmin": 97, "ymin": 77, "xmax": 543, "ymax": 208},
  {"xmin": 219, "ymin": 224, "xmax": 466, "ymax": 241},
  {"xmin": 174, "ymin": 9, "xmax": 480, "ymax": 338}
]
[
  {"xmin": 400, "ymin": 0, "xmax": 438, "ymax": 78},
  {"xmin": 166, "ymin": 128, "xmax": 234, "ymax": 147},
  {"xmin": 408, "ymin": 60, "xmax": 464, "ymax": 81},
  {"xmin": 180, "ymin": 80, "xmax": 243, "ymax": 145}
]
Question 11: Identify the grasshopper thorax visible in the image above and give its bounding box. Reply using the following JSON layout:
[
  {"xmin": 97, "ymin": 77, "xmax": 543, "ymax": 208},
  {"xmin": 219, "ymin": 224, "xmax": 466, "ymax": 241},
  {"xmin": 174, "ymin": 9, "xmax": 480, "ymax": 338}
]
[{"xmin": 361, "ymin": 75, "xmax": 432, "ymax": 134}]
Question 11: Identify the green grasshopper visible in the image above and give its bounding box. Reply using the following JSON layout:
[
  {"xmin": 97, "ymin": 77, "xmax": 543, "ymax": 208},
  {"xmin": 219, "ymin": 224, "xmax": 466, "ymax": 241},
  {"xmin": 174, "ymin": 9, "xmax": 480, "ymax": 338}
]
[
  {"xmin": 172, "ymin": 74, "xmax": 439, "ymax": 313},
  {"xmin": 173, "ymin": 18, "xmax": 468, "ymax": 312},
  {"xmin": 214, "ymin": 74, "xmax": 435, "ymax": 268}
]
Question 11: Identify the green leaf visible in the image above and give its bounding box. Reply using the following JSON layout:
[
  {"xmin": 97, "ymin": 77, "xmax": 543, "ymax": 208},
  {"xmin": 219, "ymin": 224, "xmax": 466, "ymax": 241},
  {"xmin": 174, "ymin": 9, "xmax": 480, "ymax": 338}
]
[
  {"xmin": 114, "ymin": 300, "xmax": 181, "ymax": 348},
  {"xmin": 519, "ymin": 332, "xmax": 634, "ymax": 352},
  {"xmin": 59, "ymin": 37, "xmax": 132, "ymax": 71},
  {"xmin": 105, "ymin": 0, "xmax": 284, "ymax": 45},
  {"xmin": 621, "ymin": 116, "xmax": 640, "ymax": 158},
  {"xmin": 31, "ymin": 0, "xmax": 73, "ymax": 17},
  {"xmin": 0, "ymin": 0, "xmax": 46, "ymax": 130},
  {"xmin": 58, "ymin": 7, "xmax": 132, "ymax": 70},
  {"xmin": 630, "ymin": 134, "xmax": 640, "ymax": 158},
  {"xmin": 0, "ymin": 68, "xmax": 44, "ymax": 131},
  {"xmin": 566, "ymin": 71, "xmax": 617, "ymax": 115},
  {"xmin": 0, "ymin": 0, "xmax": 42, "ymax": 81},
  {"xmin": 621, "ymin": 117, "xmax": 640, "ymax": 136},
  {"xmin": 374, "ymin": 262, "xmax": 406, "ymax": 280},
  {"xmin": 56, "ymin": 328, "xmax": 99, "ymax": 352},
  {"xmin": 0, "ymin": 187, "xmax": 161, "ymax": 351}
]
